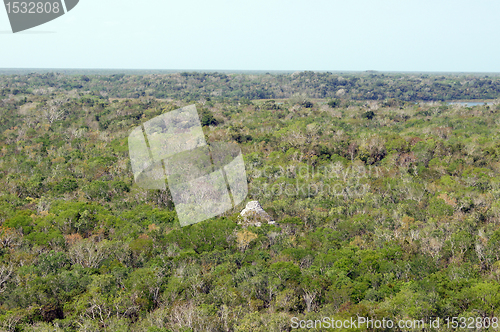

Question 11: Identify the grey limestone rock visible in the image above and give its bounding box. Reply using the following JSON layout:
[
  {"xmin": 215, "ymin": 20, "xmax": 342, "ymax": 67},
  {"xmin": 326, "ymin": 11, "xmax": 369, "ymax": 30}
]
[{"xmin": 239, "ymin": 201, "xmax": 275, "ymax": 227}]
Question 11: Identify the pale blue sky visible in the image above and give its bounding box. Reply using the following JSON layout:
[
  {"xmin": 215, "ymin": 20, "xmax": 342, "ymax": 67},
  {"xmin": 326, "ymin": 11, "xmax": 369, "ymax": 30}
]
[{"xmin": 1, "ymin": 0, "xmax": 499, "ymax": 72}]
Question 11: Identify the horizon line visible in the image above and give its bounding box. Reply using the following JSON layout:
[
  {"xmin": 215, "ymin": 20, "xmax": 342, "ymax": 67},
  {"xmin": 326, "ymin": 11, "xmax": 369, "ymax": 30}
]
[{"xmin": 1, "ymin": 68, "xmax": 500, "ymax": 76}]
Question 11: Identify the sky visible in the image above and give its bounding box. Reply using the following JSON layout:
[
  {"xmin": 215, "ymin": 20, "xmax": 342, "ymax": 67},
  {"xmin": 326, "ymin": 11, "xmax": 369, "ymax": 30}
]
[{"xmin": 0, "ymin": 0, "xmax": 499, "ymax": 72}]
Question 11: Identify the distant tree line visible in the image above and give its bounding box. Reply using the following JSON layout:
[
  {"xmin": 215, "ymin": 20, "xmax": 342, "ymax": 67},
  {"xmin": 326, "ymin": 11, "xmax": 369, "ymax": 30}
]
[{"xmin": 1, "ymin": 71, "xmax": 500, "ymax": 102}]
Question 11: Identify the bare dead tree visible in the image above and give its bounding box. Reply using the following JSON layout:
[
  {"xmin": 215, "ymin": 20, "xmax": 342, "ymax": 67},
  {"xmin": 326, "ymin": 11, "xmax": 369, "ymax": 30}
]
[
  {"xmin": 302, "ymin": 290, "xmax": 317, "ymax": 313},
  {"xmin": 68, "ymin": 239, "xmax": 109, "ymax": 268},
  {"xmin": 0, "ymin": 264, "xmax": 13, "ymax": 294},
  {"xmin": 42, "ymin": 99, "xmax": 68, "ymax": 124},
  {"xmin": 170, "ymin": 301, "xmax": 196, "ymax": 330},
  {"xmin": 348, "ymin": 142, "xmax": 358, "ymax": 162},
  {"xmin": 43, "ymin": 106, "xmax": 65, "ymax": 124},
  {"xmin": 0, "ymin": 227, "xmax": 21, "ymax": 248}
]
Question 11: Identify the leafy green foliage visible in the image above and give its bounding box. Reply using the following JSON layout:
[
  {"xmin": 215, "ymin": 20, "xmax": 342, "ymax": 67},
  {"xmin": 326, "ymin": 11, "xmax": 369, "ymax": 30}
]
[{"xmin": 1, "ymin": 72, "xmax": 500, "ymax": 331}]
